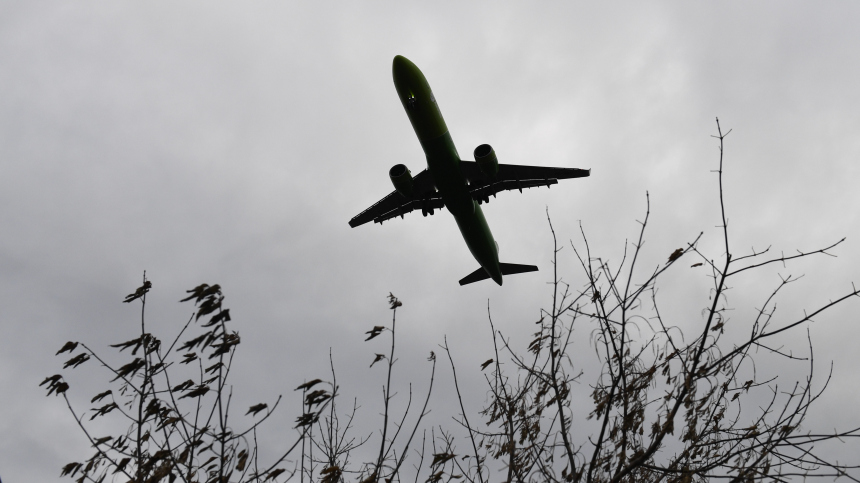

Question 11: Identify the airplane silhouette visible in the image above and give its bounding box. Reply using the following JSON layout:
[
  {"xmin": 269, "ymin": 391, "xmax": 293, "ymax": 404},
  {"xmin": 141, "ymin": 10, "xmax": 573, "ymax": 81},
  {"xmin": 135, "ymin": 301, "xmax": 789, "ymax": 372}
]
[{"xmin": 349, "ymin": 56, "xmax": 590, "ymax": 286}]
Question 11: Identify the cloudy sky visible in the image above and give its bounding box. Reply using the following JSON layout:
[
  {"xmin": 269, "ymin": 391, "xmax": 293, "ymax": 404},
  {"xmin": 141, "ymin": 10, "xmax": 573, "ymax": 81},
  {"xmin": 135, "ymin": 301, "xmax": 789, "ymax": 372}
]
[{"xmin": 2, "ymin": 2, "xmax": 860, "ymax": 481}]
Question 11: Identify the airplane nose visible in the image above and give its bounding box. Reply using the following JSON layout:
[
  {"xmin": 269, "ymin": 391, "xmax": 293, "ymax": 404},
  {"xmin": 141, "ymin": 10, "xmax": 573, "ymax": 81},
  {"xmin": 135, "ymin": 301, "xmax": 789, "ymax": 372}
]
[
  {"xmin": 393, "ymin": 55, "xmax": 408, "ymax": 67},
  {"xmin": 392, "ymin": 55, "xmax": 411, "ymax": 81}
]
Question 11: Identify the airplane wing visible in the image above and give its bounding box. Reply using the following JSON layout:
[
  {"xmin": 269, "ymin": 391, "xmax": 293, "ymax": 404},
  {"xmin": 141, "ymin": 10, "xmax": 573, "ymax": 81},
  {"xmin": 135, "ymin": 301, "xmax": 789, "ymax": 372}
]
[
  {"xmin": 348, "ymin": 169, "xmax": 442, "ymax": 228},
  {"xmin": 459, "ymin": 161, "xmax": 590, "ymax": 203}
]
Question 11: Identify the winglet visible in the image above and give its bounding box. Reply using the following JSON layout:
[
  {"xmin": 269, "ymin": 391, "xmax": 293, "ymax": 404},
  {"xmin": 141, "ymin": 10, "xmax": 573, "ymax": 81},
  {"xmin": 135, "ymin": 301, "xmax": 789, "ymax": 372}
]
[{"xmin": 459, "ymin": 263, "xmax": 539, "ymax": 286}]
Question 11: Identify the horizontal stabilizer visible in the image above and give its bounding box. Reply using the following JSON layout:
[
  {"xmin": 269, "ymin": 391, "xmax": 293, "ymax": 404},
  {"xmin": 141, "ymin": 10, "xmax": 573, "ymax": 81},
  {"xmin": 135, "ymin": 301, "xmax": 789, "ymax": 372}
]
[
  {"xmin": 459, "ymin": 267, "xmax": 492, "ymax": 286},
  {"xmin": 500, "ymin": 263, "xmax": 539, "ymax": 276},
  {"xmin": 459, "ymin": 263, "xmax": 539, "ymax": 286}
]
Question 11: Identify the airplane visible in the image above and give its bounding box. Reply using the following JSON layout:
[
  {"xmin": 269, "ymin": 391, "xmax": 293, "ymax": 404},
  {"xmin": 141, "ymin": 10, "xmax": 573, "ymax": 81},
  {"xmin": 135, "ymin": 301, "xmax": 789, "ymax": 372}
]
[{"xmin": 348, "ymin": 55, "xmax": 590, "ymax": 286}]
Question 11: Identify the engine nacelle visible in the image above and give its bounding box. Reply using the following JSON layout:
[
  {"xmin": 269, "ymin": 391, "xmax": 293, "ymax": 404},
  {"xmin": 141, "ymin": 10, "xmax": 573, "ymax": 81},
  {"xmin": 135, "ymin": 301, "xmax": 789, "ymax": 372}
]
[
  {"xmin": 474, "ymin": 144, "xmax": 499, "ymax": 178},
  {"xmin": 389, "ymin": 164, "xmax": 414, "ymax": 197}
]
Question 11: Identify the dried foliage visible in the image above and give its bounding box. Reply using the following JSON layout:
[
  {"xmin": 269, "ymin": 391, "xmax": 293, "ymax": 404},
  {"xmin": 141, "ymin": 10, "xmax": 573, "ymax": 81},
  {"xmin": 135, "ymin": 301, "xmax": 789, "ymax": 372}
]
[
  {"xmin": 44, "ymin": 280, "xmax": 333, "ymax": 483},
  {"xmin": 465, "ymin": 120, "xmax": 860, "ymax": 482},
  {"xmin": 46, "ymin": 121, "xmax": 860, "ymax": 482},
  {"xmin": 45, "ymin": 283, "xmax": 438, "ymax": 483}
]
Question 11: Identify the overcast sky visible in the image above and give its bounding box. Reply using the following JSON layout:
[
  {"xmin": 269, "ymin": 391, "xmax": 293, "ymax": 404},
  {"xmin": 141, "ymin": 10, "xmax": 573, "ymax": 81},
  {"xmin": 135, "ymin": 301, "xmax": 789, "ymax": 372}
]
[{"xmin": 2, "ymin": 2, "xmax": 860, "ymax": 481}]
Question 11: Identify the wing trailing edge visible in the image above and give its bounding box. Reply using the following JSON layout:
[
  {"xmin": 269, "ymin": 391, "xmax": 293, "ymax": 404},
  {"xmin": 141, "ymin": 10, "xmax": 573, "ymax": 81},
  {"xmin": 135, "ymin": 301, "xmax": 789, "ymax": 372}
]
[
  {"xmin": 459, "ymin": 161, "xmax": 590, "ymax": 205},
  {"xmin": 373, "ymin": 196, "xmax": 445, "ymax": 225},
  {"xmin": 348, "ymin": 169, "xmax": 439, "ymax": 227}
]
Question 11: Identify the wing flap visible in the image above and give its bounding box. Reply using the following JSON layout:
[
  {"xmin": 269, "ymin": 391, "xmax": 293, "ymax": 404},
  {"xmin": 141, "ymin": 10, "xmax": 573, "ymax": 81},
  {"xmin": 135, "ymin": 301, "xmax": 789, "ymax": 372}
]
[
  {"xmin": 373, "ymin": 196, "xmax": 445, "ymax": 224},
  {"xmin": 349, "ymin": 191, "xmax": 408, "ymax": 227},
  {"xmin": 460, "ymin": 160, "xmax": 589, "ymax": 205},
  {"xmin": 471, "ymin": 178, "xmax": 559, "ymax": 202},
  {"xmin": 460, "ymin": 160, "xmax": 590, "ymax": 185},
  {"xmin": 348, "ymin": 169, "xmax": 437, "ymax": 227}
]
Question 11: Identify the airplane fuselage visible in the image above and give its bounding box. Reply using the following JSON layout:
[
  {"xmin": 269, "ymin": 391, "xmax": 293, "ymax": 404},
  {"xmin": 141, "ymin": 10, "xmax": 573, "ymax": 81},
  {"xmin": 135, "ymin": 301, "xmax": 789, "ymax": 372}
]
[{"xmin": 391, "ymin": 55, "xmax": 504, "ymax": 285}]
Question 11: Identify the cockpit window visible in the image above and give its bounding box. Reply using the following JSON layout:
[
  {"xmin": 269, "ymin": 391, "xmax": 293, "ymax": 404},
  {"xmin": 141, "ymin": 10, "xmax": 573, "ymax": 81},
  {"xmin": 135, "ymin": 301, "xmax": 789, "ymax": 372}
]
[{"xmin": 407, "ymin": 96, "xmax": 417, "ymax": 110}]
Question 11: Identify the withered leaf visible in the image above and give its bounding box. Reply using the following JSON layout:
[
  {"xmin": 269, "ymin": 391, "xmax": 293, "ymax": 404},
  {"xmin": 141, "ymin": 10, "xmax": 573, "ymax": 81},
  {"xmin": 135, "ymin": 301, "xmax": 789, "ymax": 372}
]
[
  {"xmin": 195, "ymin": 297, "xmax": 222, "ymax": 321},
  {"xmin": 387, "ymin": 292, "xmax": 402, "ymax": 309},
  {"xmin": 40, "ymin": 374, "xmax": 62, "ymax": 387},
  {"xmin": 321, "ymin": 465, "xmax": 342, "ymax": 483},
  {"xmin": 667, "ymin": 248, "xmax": 684, "ymax": 263},
  {"xmin": 295, "ymin": 412, "xmax": 319, "ymax": 428},
  {"xmin": 40, "ymin": 375, "xmax": 69, "ymax": 396},
  {"xmin": 427, "ymin": 470, "xmax": 444, "ymax": 483},
  {"xmin": 110, "ymin": 336, "xmax": 143, "ymax": 354},
  {"xmin": 54, "ymin": 381, "xmax": 69, "ymax": 395},
  {"xmin": 208, "ymin": 333, "xmax": 240, "ymax": 358},
  {"xmin": 144, "ymin": 398, "xmax": 162, "ymax": 418},
  {"xmin": 89, "ymin": 402, "xmax": 118, "ymax": 420},
  {"xmin": 179, "ymin": 333, "xmax": 209, "ymax": 352},
  {"xmin": 181, "ymin": 283, "xmax": 221, "ymax": 303},
  {"xmin": 370, "ymin": 353, "xmax": 386, "ymax": 368},
  {"xmin": 295, "ymin": 379, "xmax": 323, "ymax": 391},
  {"xmin": 246, "ymin": 403, "xmax": 268, "ymax": 416},
  {"xmin": 431, "ymin": 452, "xmax": 456, "ymax": 467},
  {"xmin": 365, "ymin": 326, "xmax": 385, "ymax": 341},
  {"xmin": 156, "ymin": 417, "xmax": 181, "ymax": 431},
  {"xmin": 198, "ymin": 441, "xmax": 214, "ymax": 454},
  {"xmin": 180, "ymin": 284, "xmax": 208, "ymax": 302},
  {"xmin": 267, "ymin": 468, "xmax": 286, "ymax": 481},
  {"xmin": 60, "ymin": 462, "xmax": 83, "ymax": 477},
  {"xmin": 112, "ymin": 458, "xmax": 130, "ymax": 474},
  {"xmin": 305, "ymin": 389, "xmax": 331, "ymax": 406},
  {"xmin": 359, "ymin": 470, "xmax": 378, "ymax": 483},
  {"xmin": 92, "ymin": 436, "xmax": 113, "ymax": 446},
  {"xmin": 63, "ymin": 353, "xmax": 90, "ymax": 369},
  {"xmin": 56, "ymin": 341, "xmax": 79, "ymax": 355},
  {"xmin": 112, "ymin": 435, "xmax": 127, "ymax": 451},
  {"xmin": 111, "ymin": 358, "xmax": 145, "ymax": 381},
  {"xmin": 178, "ymin": 385, "xmax": 210, "ymax": 399},
  {"xmin": 172, "ymin": 379, "xmax": 194, "ymax": 392},
  {"xmin": 480, "ymin": 359, "xmax": 494, "ymax": 370},
  {"xmin": 691, "ymin": 262, "xmax": 703, "ymax": 268},
  {"xmin": 236, "ymin": 449, "xmax": 249, "ymax": 472},
  {"xmin": 123, "ymin": 281, "xmax": 152, "ymax": 303},
  {"xmin": 178, "ymin": 446, "xmax": 191, "ymax": 465},
  {"xmin": 91, "ymin": 390, "xmax": 112, "ymax": 403},
  {"xmin": 201, "ymin": 309, "xmax": 231, "ymax": 328}
]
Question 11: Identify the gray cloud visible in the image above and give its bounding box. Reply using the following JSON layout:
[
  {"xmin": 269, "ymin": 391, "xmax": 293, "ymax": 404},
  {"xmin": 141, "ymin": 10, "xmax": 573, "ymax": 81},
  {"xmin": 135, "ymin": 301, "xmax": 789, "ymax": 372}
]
[{"xmin": 2, "ymin": 2, "xmax": 859, "ymax": 480}]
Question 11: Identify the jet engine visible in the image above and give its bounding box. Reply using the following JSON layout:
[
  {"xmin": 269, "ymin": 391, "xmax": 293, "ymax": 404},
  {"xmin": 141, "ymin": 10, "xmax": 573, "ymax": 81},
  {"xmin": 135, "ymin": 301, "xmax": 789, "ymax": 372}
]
[
  {"xmin": 389, "ymin": 164, "xmax": 414, "ymax": 197},
  {"xmin": 474, "ymin": 144, "xmax": 499, "ymax": 178}
]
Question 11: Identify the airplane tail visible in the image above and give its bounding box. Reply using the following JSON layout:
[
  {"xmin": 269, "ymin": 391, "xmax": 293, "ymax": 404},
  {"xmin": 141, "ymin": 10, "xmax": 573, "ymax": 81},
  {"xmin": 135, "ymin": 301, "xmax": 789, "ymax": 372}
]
[{"xmin": 459, "ymin": 263, "xmax": 539, "ymax": 286}]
